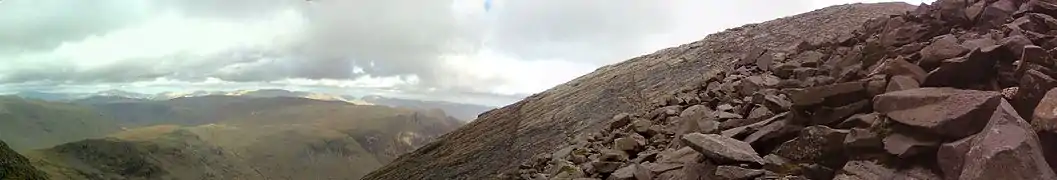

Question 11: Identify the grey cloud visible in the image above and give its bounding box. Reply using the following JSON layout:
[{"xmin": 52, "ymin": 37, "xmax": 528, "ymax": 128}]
[{"xmin": 0, "ymin": 0, "xmax": 848, "ymax": 99}]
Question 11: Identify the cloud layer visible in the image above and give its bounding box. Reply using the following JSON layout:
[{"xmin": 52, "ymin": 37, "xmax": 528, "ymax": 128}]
[{"xmin": 0, "ymin": 0, "xmax": 932, "ymax": 105}]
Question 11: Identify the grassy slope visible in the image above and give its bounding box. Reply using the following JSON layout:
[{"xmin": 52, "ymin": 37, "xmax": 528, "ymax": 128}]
[
  {"xmin": 29, "ymin": 99, "xmax": 464, "ymax": 179},
  {"xmin": 0, "ymin": 96, "xmax": 122, "ymax": 151}
]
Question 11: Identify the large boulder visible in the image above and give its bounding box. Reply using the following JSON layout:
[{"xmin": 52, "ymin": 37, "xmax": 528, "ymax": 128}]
[
  {"xmin": 680, "ymin": 133, "xmax": 765, "ymax": 165},
  {"xmin": 1014, "ymin": 70, "xmax": 1057, "ymax": 119},
  {"xmin": 1033, "ymin": 88, "xmax": 1057, "ymax": 133},
  {"xmin": 956, "ymin": 100, "xmax": 1057, "ymax": 180},
  {"xmin": 873, "ymin": 88, "xmax": 1003, "ymax": 138},
  {"xmin": 922, "ymin": 45, "xmax": 1013, "ymax": 89}
]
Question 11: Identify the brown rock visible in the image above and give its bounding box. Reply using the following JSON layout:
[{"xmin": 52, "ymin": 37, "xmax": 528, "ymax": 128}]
[
  {"xmin": 881, "ymin": 20, "xmax": 930, "ymax": 48},
  {"xmin": 593, "ymin": 161, "xmax": 624, "ymax": 174},
  {"xmin": 631, "ymin": 118, "xmax": 652, "ymax": 134},
  {"xmin": 869, "ymin": 57, "xmax": 928, "ymax": 83},
  {"xmin": 937, "ymin": 135, "xmax": 973, "ymax": 180},
  {"xmin": 837, "ymin": 113, "xmax": 881, "ymax": 129},
  {"xmin": 889, "ymin": 166, "xmax": 942, "ymax": 180},
  {"xmin": 740, "ymin": 47, "xmax": 768, "ymax": 66},
  {"xmin": 1000, "ymin": 35, "xmax": 1033, "ymax": 59},
  {"xmin": 975, "ymin": 0, "xmax": 1019, "ymax": 30},
  {"xmin": 1025, "ymin": 0, "xmax": 1057, "ymax": 17},
  {"xmin": 681, "ymin": 133, "xmax": 765, "ymax": 165},
  {"xmin": 885, "ymin": 75, "xmax": 920, "ymax": 92},
  {"xmin": 714, "ymin": 166, "xmax": 765, "ymax": 180},
  {"xmin": 882, "ymin": 132, "xmax": 940, "ymax": 158},
  {"xmin": 865, "ymin": 75, "xmax": 888, "ymax": 96},
  {"xmin": 614, "ymin": 137, "xmax": 643, "ymax": 153},
  {"xmin": 611, "ymin": 113, "xmax": 633, "ymax": 130},
  {"xmin": 834, "ymin": 160, "xmax": 895, "ymax": 180},
  {"xmin": 774, "ymin": 63, "xmax": 800, "ymax": 79},
  {"xmin": 810, "ymin": 100, "xmax": 871, "ymax": 125},
  {"xmin": 772, "ymin": 126, "xmax": 849, "ymax": 167},
  {"xmin": 786, "ymin": 81, "xmax": 867, "ymax": 107},
  {"xmin": 844, "ymin": 128, "xmax": 882, "ymax": 149},
  {"xmin": 922, "ymin": 45, "xmax": 1011, "ymax": 89},
  {"xmin": 794, "ymin": 51, "xmax": 826, "ymax": 68},
  {"xmin": 966, "ymin": 0, "xmax": 987, "ymax": 22},
  {"xmin": 720, "ymin": 112, "xmax": 786, "ymax": 138},
  {"xmin": 937, "ymin": 0, "xmax": 970, "ymax": 24},
  {"xmin": 610, "ymin": 164, "xmax": 651, "ymax": 180},
  {"xmin": 919, "ymin": 34, "xmax": 968, "ymax": 71},
  {"xmin": 1033, "ymin": 88, "xmax": 1057, "ymax": 133},
  {"xmin": 873, "ymin": 88, "xmax": 1002, "ymax": 138},
  {"xmin": 961, "ymin": 37, "xmax": 999, "ymax": 51},
  {"xmin": 1014, "ymin": 70, "xmax": 1057, "ymax": 119},
  {"xmin": 757, "ymin": 53, "xmax": 776, "ymax": 70},
  {"xmin": 958, "ymin": 100, "xmax": 1057, "ymax": 180},
  {"xmin": 744, "ymin": 119, "xmax": 803, "ymax": 147}
]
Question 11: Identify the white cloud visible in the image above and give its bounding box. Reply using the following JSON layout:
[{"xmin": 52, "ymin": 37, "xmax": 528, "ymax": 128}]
[{"xmin": 0, "ymin": 0, "xmax": 934, "ymax": 106}]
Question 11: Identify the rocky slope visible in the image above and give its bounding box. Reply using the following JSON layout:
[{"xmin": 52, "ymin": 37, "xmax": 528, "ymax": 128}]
[
  {"xmin": 363, "ymin": 3, "xmax": 916, "ymax": 180},
  {"xmin": 507, "ymin": 0, "xmax": 1057, "ymax": 179},
  {"xmin": 0, "ymin": 141, "xmax": 48, "ymax": 180}
]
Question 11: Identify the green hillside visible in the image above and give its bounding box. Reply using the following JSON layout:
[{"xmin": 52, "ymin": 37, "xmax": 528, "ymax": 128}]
[
  {"xmin": 28, "ymin": 99, "xmax": 464, "ymax": 179},
  {"xmin": 0, "ymin": 96, "xmax": 122, "ymax": 151}
]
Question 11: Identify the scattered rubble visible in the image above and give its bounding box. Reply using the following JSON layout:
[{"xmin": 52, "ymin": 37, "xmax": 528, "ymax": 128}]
[{"xmin": 515, "ymin": 0, "xmax": 1057, "ymax": 179}]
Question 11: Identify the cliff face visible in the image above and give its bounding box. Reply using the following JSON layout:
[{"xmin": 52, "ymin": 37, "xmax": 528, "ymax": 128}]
[
  {"xmin": 0, "ymin": 141, "xmax": 47, "ymax": 180},
  {"xmin": 363, "ymin": 3, "xmax": 916, "ymax": 180}
]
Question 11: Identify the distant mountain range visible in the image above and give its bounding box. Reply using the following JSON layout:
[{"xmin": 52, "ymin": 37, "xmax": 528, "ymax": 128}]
[
  {"xmin": 9, "ymin": 89, "xmax": 495, "ymax": 121},
  {"xmin": 0, "ymin": 94, "xmax": 465, "ymax": 179}
]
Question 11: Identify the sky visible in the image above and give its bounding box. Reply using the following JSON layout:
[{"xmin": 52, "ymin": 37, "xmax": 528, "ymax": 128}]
[{"xmin": 0, "ymin": 0, "xmax": 933, "ymax": 106}]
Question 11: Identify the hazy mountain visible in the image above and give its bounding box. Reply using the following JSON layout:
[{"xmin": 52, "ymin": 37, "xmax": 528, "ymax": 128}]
[
  {"xmin": 0, "ymin": 96, "xmax": 122, "ymax": 151},
  {"xmin": 359, "ymin": 95, "xmax": 494, "ymax": 121},
  {"xmin": 27, "ymin": 99, "xmax": 463, "ymax": 180},
  {"xmin": 11, "ymin": 91, "xmax": 84, "ymax": 102}
]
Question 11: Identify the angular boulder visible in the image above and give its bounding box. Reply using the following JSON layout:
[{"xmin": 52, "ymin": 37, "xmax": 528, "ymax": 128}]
[
  {"xmin": 873, "ymin": 88, "xmax": 1002, "ymax": 138},
  {"xmin": 922, "ymin": 45, "xmax": 1011, "ymax": 89},
  {"xmin": 680, "ymin": 133, "xmax": 765, "ymax": 165},
  {"xmin": 886, "ymin": 75, "xmax": 920, "ymax": 92},
  {"xmin": 958, "ymin": 100, "xmax": 1057, "ymax": 180},
  {"xmin": 1033, "ymin": 88, "xmax": 1057, "ymax": 133},
  {"xmin": 1014, "ymin": 70, "xmax": 1057, "ymax": 119},
  {"xmin": 919, "ymin": 34, "xmax": 969, "ymax": 71}
]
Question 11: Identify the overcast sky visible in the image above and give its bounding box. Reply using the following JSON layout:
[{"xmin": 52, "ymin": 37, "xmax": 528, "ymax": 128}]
[{"xmin": 0, "ymin": 0, "xmax": 932, "ymax": 106}]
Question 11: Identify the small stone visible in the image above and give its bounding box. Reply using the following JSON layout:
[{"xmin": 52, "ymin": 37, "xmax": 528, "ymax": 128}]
[
  {"xmin": 844, "ymin": 128, "xmax": 882, "ymax": 149},
  {"xmin": 715, "ymin": 166, "xmax": 766, "ymax": 180},
  {"xmin": 611, "ymin": 113, "xmax": 633, "ymax": 130},
  {"xmin": 885, "ymin": 75, "xmax": 919, "ymax": 92},
  {"xmin": 592, "ymin": 161, "xmax": 624, "ymax": 174}
]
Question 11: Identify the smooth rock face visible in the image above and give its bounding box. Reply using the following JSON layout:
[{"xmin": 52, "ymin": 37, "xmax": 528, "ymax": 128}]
[
  {"xmin": 886, "ymin": 75, "xmax": 920, "ymax": 92},
  {"xmin": 680, "ymin": 133, "xmax": 765, "ymax": 165},
  {"xmin": 786, "ymin": 82, "xmax": 867, "ymax": 107},
  {"xmin": 958, "ymin": 100, "xmax": 1057, "ymax": 180},
  {"xmin": 873, "ymin": 88, "xmax": 1002, "ymax": 138}
]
